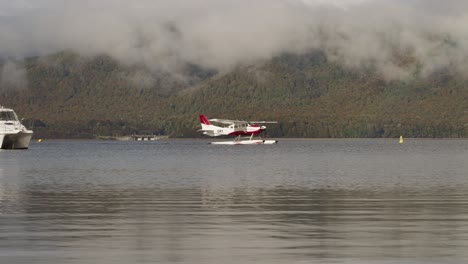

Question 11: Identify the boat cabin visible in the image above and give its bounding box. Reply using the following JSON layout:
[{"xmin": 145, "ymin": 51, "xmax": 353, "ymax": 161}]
[{"xmin": 0, "ymin": 109, "xmax": 19, "ymax": 121}]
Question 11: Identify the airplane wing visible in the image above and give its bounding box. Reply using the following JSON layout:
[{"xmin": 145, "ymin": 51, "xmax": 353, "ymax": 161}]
[
  {"xmin": 249, "ymin": 121, "xmax": 278, "ymax": 124},
  {"xmin": 209, "ymin": 119, "xmax": 248, "ymax": 125}
]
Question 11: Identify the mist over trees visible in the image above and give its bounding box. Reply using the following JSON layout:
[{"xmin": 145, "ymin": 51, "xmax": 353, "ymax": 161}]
[
  {"xmin": 1, "ymin": 51, "xmax": 467, "ymax": 139},
  {"xmin": 2, "ymin": 1, "xmax": 468, "ymax": 138}
]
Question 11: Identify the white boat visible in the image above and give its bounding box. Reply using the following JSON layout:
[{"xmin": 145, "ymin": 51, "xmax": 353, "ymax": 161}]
[{"xmin": 0, "ymin": 106, "xmax": 34, "ymax": 149}]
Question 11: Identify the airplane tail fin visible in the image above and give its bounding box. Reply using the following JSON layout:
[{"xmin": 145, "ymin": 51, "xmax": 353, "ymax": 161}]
[{"xmin": 199, "ymin": 115, "xmax": 211, "ymax": 125}]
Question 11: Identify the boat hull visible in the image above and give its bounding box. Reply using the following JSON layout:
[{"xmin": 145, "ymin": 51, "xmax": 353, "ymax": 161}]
[{"xmin": 0, "ymin": 131, "xmax": 33, "ymax": 149}]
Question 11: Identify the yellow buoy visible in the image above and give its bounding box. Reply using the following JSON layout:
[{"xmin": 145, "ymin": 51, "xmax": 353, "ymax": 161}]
[
  {"xmin": 399, "ymin": 136, "xmax": 403, "ymax": 144},
  {"xmin": 38, "ymin": 139, "xmax": 43, "ymax": 143}
]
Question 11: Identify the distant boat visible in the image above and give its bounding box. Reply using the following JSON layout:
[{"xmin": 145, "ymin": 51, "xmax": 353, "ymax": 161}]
[
  {"xmin": 399, "ymin": 136, "xmax": 404, "ymax": 144},
  {"xmin": 0, "ymin": 106, "xmax": 34, "ymax": 149}
]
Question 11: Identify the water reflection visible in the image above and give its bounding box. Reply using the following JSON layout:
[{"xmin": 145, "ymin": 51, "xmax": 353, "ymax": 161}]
[
  {"xmin": 1, "ymin": 139, "xmax": 468, "ymax": 263},
  {"xmin": 1, "ymin": 184, "xmax": 468, "ymax": 263}
]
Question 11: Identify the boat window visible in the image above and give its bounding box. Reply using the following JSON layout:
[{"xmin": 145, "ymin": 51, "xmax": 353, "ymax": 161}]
[{"xmin": 0, "ymin": 111, "xmax": 17, "ymax": 121}]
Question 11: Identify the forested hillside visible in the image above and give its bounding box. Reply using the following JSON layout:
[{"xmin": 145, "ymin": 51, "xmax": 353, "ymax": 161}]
[{"xmin": 1, "ymin": 51, "xmax": 468, "ymax": 138}]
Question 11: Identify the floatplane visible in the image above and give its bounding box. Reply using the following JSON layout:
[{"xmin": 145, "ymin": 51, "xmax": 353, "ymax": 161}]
[{"xmin": 198, "ymin": 115, "xmax": 278, "ymax": 145}]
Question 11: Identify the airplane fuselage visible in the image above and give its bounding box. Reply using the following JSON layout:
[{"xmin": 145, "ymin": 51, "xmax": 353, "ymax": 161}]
[
  {"xmin": 203, "ymin": 124, "xmax": 265, "ymax": 137},
  {"xmin": 227, "ymin": 125, "xmax": 264, "ymax": 136}
]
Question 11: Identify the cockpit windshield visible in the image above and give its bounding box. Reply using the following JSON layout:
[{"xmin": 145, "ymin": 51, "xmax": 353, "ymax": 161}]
[{"xmin": 0, "ymin": 111, "xmax": 18, "ymax": 121}]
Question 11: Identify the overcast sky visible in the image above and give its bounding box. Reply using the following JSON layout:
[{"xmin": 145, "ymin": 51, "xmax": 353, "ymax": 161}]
[{"xmin": 1, "ymin": 0, "xmax": 468, "ymax": 81}]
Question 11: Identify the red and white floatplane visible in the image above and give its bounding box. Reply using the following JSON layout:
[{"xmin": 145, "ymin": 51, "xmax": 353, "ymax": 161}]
[{"xmin": 198, "ymin": 114, "xmax": 278, "ymax": 145}]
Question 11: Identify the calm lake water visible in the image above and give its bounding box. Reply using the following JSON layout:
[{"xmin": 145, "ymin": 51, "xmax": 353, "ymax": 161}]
[{"xmin": 1, "ymin": 139, "xmax": 468, "ymax": 264}]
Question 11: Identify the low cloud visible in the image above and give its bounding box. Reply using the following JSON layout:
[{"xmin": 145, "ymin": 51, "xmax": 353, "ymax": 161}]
[
  {"xmin": 1, "ymin": 0, "xmax": 468, "ymax": 80},
  {"xmin": 0, "ymin": 61, "xmax": 27, "ymax": 90}
]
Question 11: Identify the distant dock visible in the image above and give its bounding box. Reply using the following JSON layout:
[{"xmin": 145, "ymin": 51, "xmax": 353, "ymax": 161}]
[
  {"xmin": 131, "ymin": 135, "xmax": 164, "ymax": 141},
  {"xmin": 97, "ymin": 135, "xmax": 168, "ymax": 141}
]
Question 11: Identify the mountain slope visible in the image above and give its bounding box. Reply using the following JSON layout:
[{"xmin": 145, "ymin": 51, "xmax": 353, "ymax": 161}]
[{"xmin": 1, "ymin": 51, "xmax": 468, "ymax": 138}]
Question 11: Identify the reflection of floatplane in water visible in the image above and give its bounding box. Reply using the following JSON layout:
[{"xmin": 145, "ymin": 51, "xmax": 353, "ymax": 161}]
[{"xmin": 198, "ymin": 115, "xmax": 278, "ymax": 145}]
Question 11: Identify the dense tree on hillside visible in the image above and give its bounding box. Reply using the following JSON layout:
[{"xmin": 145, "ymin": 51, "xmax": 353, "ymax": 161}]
[{"xmin": 1, "ymin": 51, "xmax": 468, "ymax": 138}]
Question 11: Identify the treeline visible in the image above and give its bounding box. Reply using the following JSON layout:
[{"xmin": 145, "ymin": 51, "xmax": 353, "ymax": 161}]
[{"xmin": 1, "ymin": 51, "xmax": 468, "ymax": 138}]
